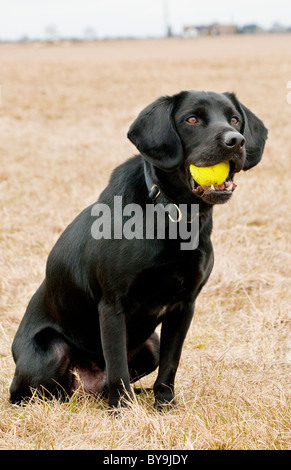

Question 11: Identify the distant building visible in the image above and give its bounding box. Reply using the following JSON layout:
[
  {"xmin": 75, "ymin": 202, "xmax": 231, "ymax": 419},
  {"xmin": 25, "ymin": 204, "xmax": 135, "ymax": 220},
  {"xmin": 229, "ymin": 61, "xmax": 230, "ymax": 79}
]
[
  {"xmin": 183, "ymin": 26, "xmax": 199, "ymax": 38},
  {"xmin": 183, "ymin": 23, "xmax": 237, "ymax": 38},
  {"xmin": 210, "ymin": 23, "xmax": 237, "ymax": 35}
]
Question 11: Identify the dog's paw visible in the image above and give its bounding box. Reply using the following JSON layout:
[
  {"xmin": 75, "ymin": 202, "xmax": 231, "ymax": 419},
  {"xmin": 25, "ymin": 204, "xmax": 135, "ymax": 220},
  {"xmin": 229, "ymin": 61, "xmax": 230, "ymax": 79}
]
[
  {"xmin": 154, "ymin": 395, "xmax": 176, "ymax": 412},
  {"xmin": 108, "ymin": 390, "xmax": 133, "ymax": 410}
]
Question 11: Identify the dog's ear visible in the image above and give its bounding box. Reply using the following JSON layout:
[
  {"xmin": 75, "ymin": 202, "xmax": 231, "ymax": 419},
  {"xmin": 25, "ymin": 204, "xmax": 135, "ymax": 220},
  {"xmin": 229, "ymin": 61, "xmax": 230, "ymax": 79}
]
[
  {"xmin": 224, "ymin": 93, "xmax": 268, "ymax": 171},
  {"xmin": 240, "ymin": 102, "xmax": 268, "ymax": 171},
  {"xmin": 127, "ymin": 96, "xmax": 184, "ymax": 171}
]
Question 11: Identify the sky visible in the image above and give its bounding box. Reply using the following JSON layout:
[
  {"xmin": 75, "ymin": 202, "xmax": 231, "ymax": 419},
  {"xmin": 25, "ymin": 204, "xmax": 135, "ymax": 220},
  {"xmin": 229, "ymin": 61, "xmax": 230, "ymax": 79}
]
[{"xmin": 0, "ymin": 0, "xmax": 290, "ymax": 40}]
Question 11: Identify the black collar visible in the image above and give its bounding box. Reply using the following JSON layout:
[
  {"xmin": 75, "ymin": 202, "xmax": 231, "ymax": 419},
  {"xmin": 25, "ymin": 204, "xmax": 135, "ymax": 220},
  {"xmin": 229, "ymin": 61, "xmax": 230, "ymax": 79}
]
[
  {"xmin": 143, "ymin": 161, "xmax": 200, "ymax": 224},
  {"xmin": 143, "ymin": 161, "xmax": 183, "ymax": 223},
  {"xmin": 144, "ymin": 161, "xmax": 166, "ymax": 203}
]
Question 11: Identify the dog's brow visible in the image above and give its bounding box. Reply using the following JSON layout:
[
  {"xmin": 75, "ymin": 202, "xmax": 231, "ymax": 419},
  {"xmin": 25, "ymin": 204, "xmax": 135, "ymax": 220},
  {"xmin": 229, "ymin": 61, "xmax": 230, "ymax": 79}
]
[
  {"xmin": 181, "ymin": 104, "xmax": 210, "ymax": 117},
  {"xmin": 193, "ymin": 106, "xmax": 210, "ymax": 115},
  {"xmin": 224, "ymin": 105, "xmax": 242, "ymax": 117}
]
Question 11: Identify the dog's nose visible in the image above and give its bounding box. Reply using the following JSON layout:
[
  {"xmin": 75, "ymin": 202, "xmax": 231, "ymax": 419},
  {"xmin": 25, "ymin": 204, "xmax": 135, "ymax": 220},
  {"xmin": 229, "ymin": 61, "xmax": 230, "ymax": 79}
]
[{"xmin": 223, "ymin": 132, "xmax": 245, "ymax": 151}]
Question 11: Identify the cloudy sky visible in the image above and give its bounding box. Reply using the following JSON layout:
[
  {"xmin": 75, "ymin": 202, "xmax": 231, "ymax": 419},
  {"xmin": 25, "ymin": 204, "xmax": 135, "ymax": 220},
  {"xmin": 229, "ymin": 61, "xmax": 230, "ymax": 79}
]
[{"xmin": 0, "ymin": 0, "xmax": 290, "ymax": 40}]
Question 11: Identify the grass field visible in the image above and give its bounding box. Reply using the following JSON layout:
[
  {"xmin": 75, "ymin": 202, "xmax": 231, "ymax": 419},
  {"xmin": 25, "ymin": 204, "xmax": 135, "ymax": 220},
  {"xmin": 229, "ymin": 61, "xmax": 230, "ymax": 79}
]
[{"xmin": 0, "ymin": 34, "xmax": 290, "ymax": 450}]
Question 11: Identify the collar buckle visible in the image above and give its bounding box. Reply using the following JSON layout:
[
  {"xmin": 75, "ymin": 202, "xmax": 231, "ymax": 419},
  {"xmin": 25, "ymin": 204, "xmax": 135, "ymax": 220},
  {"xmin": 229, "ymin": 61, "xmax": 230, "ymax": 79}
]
[{"xmin": 148, "ymin": 184, "xmax": 161, "ymax": 201}]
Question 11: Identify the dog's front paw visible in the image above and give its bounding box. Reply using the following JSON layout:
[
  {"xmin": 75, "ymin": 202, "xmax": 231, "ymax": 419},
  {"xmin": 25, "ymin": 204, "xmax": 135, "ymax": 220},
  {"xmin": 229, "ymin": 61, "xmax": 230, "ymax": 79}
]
[
  {"xmin": 154, "ymin": 390, "xmax": 176, "ymax": 412},
  {"xmin": 108, "ymin": 389, "xmax": 133, "ymax": 410},
  {"xmin": 154, "ymin": 398, "xmax": 176, "ymax": 412},
  {"xmin": 153, "ymin": 382, "xmax": 176, "ymax": 411}
]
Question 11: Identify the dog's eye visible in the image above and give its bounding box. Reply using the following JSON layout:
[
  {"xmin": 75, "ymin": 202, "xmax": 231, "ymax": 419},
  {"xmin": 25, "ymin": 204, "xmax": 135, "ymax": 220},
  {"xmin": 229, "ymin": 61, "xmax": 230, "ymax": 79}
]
[
  {"xmin": 186, "ymin": 116, "xmax": 198, "ymax": 124},
  {"xmin": 231, "ymin": 116, "xmax": 239, "ymax": 125}
]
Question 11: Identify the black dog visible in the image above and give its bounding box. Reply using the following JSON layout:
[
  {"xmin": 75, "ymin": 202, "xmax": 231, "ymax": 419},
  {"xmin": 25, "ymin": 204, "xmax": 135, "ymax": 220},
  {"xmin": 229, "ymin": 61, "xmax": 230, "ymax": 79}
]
[{"xmin": 10, "ymin": 91, "xmax": 267, "ymax": 409}]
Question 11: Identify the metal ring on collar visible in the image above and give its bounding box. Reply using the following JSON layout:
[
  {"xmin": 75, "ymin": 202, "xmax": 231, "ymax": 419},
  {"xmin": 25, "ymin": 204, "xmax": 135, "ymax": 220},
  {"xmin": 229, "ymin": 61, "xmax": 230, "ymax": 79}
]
[{"xmin": 167, "ymin": 204, "xmax": 182, "ymax": 223}]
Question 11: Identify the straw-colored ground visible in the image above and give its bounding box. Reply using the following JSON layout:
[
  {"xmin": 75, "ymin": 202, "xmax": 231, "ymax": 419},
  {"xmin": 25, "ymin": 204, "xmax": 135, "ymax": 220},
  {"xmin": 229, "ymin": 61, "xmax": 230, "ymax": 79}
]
[{"xmin": 0, "ymin": 34, "xmax": 290, "ymax": 450}]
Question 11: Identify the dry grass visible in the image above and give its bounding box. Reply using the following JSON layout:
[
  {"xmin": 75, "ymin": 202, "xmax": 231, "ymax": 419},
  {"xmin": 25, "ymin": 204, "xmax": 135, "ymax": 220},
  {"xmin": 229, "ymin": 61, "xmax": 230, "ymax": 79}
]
[{"xmin": 0, "ymin": 34, "xmax": 290, "ymax": 450}]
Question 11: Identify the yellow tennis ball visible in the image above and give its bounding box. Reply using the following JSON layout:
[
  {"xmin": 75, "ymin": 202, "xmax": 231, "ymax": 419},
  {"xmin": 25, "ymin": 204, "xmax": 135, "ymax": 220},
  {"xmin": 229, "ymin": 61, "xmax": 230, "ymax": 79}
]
[{"xmin": 189, "ymin": 161, "xmax": 230, "ymax": 186}]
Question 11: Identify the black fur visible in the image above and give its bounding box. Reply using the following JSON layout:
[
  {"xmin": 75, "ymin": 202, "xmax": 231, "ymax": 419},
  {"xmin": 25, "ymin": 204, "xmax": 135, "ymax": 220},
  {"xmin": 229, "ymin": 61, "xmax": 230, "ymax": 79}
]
[{"xmin": 10, "ymin": 90, "xmax": 268, "ymax": 409}]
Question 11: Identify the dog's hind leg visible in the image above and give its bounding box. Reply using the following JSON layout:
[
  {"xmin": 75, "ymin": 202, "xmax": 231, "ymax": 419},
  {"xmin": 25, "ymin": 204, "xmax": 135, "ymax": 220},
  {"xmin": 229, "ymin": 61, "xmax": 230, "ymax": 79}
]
[
  {"xmin": 10, "ymin": 282, "xmax": 76, "ymax": 403},
  {"xmin": 128, "ymin": 332, "xmax": 160, "ymax": 383},
  {"xmin": 10, "ymin": 326, "xmax": 73, "ymax": 404}
]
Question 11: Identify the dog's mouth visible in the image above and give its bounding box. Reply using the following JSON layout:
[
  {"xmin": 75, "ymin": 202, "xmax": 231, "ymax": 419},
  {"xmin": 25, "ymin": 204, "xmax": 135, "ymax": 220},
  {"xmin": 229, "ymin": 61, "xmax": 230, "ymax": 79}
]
[
  {"xmin": 190, "ymin": 177, "xmax": 237, "ymax": 194},
  {"xmin": 189, "ymin": 160, "xmax": 237, "ymax": 205}
]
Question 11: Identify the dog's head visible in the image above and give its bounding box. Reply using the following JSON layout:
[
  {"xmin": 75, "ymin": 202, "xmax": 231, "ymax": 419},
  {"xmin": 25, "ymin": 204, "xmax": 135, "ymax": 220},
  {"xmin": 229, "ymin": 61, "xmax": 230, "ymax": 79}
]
[{"xmin": 127, "ymin": 90, "xmax": 268, "ymax": 205}]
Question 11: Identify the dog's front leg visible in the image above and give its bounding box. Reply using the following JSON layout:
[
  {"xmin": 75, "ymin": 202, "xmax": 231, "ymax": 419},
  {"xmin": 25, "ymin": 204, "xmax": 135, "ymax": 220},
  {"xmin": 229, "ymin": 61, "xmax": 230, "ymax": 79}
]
[
  {"xmin": 154, "ymin": 301, "xmax": 194, "ymax": 409},
  {"xmin": 99, "ymin": 299, "xmax": 132, "ymax": 408}
]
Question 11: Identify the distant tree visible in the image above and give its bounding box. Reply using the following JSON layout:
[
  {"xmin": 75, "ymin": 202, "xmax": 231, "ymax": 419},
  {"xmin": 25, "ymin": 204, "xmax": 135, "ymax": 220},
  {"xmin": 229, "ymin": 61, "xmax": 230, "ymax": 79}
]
[
  {"xmin": 45, "ymin": 25, "xmax": 59, "ymax": 42},
  {"xmin": 237, "ymin": 24, "xmax": 257, "ymax": 34},
  {"xmin": 271, "ymin": 22, "xmax": 287, "ymax": 33},
  {"xmin": 83, "ymin": 27, "xmax": 97, "ymax": 41},
  {"xmin": 19, "ymin": 34, "xmax": 29, "ymax": 43}
]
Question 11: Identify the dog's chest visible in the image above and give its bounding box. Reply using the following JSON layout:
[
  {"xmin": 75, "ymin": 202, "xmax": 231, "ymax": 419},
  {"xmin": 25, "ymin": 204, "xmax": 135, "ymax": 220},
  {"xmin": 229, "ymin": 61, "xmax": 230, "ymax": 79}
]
[
  {"xmin": 126, "ymin": 258, "xmax": 202, "ymax": 316},
  {"xmin": 125, "ymin": 270, "xmax": 188, "ymax": 331},
  {"xmin": 121, "ymin": 240, "xmax": 213, "ymax": 325}
]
